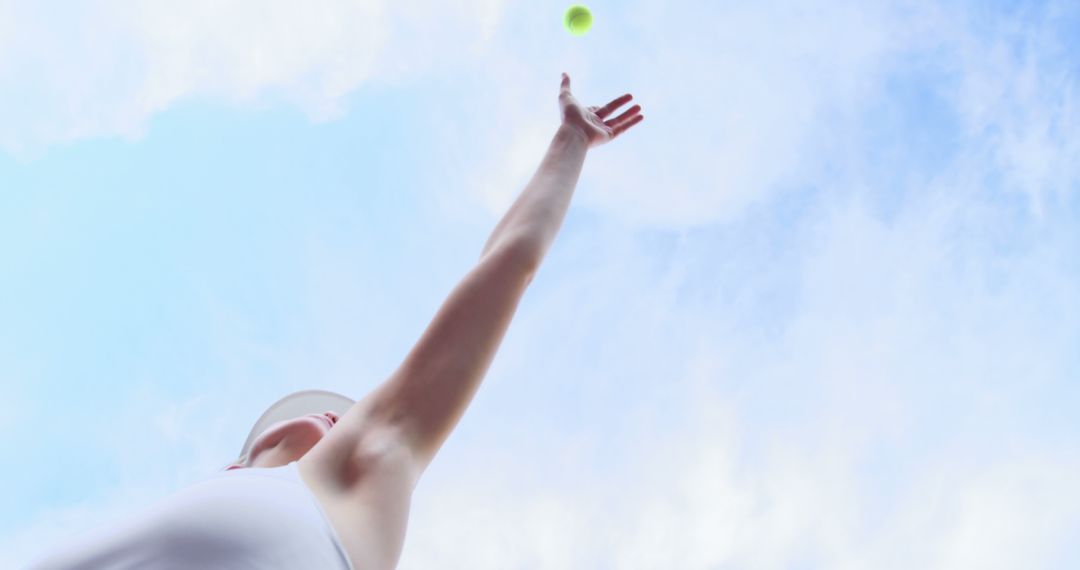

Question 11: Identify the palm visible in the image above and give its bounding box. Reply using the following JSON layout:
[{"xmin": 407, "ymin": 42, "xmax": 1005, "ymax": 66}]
[{"xmin": 559, "ymin": 73, "xmax": 644, "ymax": 148}]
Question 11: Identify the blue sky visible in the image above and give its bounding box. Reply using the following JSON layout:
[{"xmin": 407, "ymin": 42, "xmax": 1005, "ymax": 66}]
[{"xmin": 3, "ymin": 0, "xmax": 1079, "ymax": 567}]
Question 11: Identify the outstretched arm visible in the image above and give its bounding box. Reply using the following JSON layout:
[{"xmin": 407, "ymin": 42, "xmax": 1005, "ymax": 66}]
[
  {"xmin": 481, "ymin": 72, "xmax": 644, "ymax": 262},
  {"xmin": 479, "ymin": 124, "xmax": 587, "ymax": 262},
  {"xmin": 364, "ymin": 74, "xmax": 644, "ymax": 475}
]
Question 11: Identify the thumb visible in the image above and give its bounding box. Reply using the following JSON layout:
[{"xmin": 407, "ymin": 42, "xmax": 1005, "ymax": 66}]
[{"xmin": 561, "ymin": 72, "xmax": 570, "ymax": 92}]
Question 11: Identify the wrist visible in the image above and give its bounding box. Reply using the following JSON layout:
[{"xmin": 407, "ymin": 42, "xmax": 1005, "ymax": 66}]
[{"xmin": 557, "ymin": 124, "xmax": 590, "ymax": 148}]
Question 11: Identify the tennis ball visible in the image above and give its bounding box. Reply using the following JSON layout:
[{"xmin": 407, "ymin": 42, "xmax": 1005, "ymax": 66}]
[{"xmin": 564, "ymin": 5, "xmax": 593, "ymax": 37}]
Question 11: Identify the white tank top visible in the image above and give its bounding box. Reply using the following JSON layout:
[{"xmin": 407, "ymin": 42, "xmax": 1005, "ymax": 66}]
[{"xmin": 28, "ymin": 461, "xmax": 355, "ymax": 570}]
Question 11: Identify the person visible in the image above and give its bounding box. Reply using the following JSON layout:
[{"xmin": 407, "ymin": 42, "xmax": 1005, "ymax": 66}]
[{"xmin": 29, "ymin": 73, "xmax": 644, "ymax": 570}]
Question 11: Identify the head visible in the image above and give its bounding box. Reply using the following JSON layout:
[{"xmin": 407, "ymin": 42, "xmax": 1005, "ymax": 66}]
[{"xmin": 223, "ymin": 410, "xmax": 340, "ymax": 471}]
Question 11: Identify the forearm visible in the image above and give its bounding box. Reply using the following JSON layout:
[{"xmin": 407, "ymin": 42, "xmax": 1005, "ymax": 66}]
[{"xmin": 480, "ymin": 125, "xmax": 589, "ymax": 268}]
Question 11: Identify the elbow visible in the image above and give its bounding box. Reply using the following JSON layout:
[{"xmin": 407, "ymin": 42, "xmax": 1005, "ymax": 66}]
[
  {"xmin": 512, "ymin": 243, "xmax": 542, "ymax": 277},
  {"xmin": 482, "ymin": 235, "xmax": 542, "ymax": 277}
]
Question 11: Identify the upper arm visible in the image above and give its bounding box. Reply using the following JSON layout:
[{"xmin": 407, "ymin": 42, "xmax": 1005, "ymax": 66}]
[{"xmin": 365, "ymin": 243, "xmax": 537, "ymax": 474}]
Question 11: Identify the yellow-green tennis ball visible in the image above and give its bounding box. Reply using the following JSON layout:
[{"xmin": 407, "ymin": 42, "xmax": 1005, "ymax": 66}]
[{"xmin": 564, "ymin": 5, "xmax": 593, "ymax": 37}]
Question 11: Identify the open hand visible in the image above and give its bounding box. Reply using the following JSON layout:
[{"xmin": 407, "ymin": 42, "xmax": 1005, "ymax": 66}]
[{"xmin": 559, "ymin": 72, "xmax": 644, "ymax": 149}]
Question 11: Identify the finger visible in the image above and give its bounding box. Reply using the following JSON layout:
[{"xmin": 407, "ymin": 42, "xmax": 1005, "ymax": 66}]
[
  {"xmin": 596, "ymin": 94, "xmax": 633, "ymax": 119},
  {"xmin": 612, "ymin": 114, "xmax": 644, "ymax": 137},
  {"xmin": 561, "ymin": 72, "xmax": 571, "ymax": 93},
  {"xmin": 605, "ymin": 104, "xmax": 641, "ymax": 127}
]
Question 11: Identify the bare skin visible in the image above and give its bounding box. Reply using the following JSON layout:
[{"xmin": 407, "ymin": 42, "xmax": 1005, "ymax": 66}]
[
  {"xmin": 227, "ymin": 73, "xmax": 645, "ymax": 476},
  {"xmin": 228, "ymin": 74, "xmax": 644, "ymax": 569},
  {"xmin": 32, "ymin": 74, "xmax": 644, "ymax": 570},
  {"xmin": 224, "ymin": 411, "xmax": 341, "ymax": 470},
  {"xmin": 559, "ymin": 72, "xmax": 644, "ymax": 149}
]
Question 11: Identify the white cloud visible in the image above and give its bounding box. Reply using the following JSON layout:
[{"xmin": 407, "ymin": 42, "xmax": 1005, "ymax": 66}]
[
  {"xmin": 9, "ymin": 147, "xmax": 1079, "ymax": 569},
  {"xmin": 451, "ymin": 0, "xmax": 910, "ymax": 229},
  {"xmin": 391, "ymin": 183, "xmax": 1079, "ymax": 567},
  {"xmin": 0, "ymin": 0, "xmax": 505, "ymax": 157},
  {"xmin": 934, "ymin": 458, "xmax": 1080, "ymax": 570},
  {"xmin": 457, "ymin": 0, "xmax": 1080, "ymax": 233},
  {"xmin": 5, "ymin": 1, "xmax": 1080, "ymax": 568},
  {"xmin": 921, "ymin": 1, "xmax": 1080, "ymax": 221}
]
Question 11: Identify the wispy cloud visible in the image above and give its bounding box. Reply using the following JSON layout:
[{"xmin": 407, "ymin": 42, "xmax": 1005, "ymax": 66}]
[
  {"xmin": 943, "ymin": 1, "xmax": 1080, "ymax": 220},
  {"xmin": 396, "ymin": 183, "xmax": 1080, "ymax": 567},
  {"xmin": 0, "ymin": 0, "xmax": 505, "ymax": 157},
  {"xmin": 4, "ymin": 0, "xmax": 1079, "ymax": 568}
]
